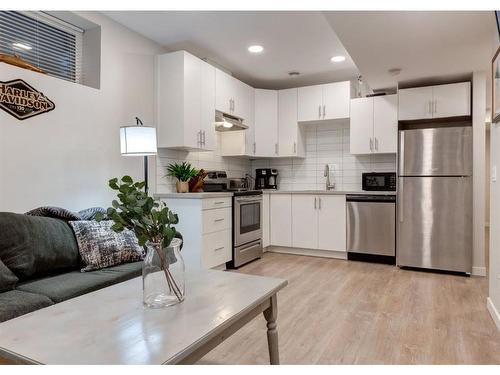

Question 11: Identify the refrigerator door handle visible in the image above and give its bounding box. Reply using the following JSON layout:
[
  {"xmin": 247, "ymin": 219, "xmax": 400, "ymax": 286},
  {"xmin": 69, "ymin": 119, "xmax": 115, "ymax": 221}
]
[
  {"xmin": 399, "ymin": 131, "xmax": 405, "ymax": 175},
  {"xmin": 399, "ymin": 180, "xmax": 404, "ymax": 222}
]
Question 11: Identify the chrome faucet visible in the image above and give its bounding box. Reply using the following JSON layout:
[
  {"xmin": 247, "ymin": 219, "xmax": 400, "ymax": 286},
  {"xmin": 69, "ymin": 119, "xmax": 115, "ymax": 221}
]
[{"xmin": 324, "ymin": 164, "xmax": 335, "ymax": 191}]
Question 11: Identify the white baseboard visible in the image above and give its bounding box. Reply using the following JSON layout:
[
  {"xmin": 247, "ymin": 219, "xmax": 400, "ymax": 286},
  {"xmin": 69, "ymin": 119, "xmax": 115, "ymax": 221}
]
[
  {"xmin": 487, "ymin": 297, "xmax": 500, "ymax": 332},
  {"xmin": 472, "ymin": 266, "xmax": 487, "ymax": 277},
  {"xmin": 267, "ymin": 246, "xmax": 347, "ymax": 260}
]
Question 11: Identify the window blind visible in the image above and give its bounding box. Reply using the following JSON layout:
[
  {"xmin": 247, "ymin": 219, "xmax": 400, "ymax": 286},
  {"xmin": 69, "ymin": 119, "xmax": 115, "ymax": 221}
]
[{"xmin": 0, "ymin": 11, "xmax": 83, "ymax": 83}]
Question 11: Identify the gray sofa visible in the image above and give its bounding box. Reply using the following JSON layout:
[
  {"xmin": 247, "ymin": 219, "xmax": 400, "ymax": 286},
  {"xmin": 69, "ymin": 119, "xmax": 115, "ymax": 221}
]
[{"xmin": 0, "ymin": 212, "xmax": 142, "ymax": 323}]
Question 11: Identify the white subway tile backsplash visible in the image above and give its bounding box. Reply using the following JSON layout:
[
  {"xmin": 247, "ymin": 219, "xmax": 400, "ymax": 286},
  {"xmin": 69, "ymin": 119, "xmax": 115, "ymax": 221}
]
[{"xmin": 251, "ymin": 122, "xmax": 396, "ymax": 192}]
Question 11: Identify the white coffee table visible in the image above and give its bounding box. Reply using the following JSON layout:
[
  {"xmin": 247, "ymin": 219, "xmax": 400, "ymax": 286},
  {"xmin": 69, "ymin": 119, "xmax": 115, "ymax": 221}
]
[{"xmin": 0, "ymin": 270, "xmax": 287, "ymax": 364}]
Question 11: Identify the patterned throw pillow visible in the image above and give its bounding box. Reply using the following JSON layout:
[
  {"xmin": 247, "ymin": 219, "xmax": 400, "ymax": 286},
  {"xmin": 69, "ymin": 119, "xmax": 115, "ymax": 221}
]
[
  {"xmin": 26, "ymin": 206, "xmax": 81, "ymax": 221},
  {"xmin": 78, "ymin": 207, "xmax": 107, "ymax": 221},
  {"xmin": 68, "ymin": 221, "xmax": 144, "ymax": 272}
]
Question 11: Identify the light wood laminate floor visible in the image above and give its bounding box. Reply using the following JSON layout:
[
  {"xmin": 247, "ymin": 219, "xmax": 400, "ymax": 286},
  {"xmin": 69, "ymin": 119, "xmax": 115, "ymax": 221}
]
[{"xmin": 199, "ymin": 251, "xmax": 500, "ymax": 364}]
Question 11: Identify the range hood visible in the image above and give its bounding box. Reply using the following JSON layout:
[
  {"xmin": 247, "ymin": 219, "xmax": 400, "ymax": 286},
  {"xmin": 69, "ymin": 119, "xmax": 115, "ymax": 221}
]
[{"xmin": 214, "ymin": 110, "xmax": 248, "ymax": 131}]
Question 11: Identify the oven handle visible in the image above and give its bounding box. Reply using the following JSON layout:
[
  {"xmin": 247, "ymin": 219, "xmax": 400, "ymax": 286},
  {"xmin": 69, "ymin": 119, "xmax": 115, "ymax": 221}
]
[
  {"xmin": 235, "ymin": 197, "xmax": 263, "ymax": 203},
  {"xmin": 239, "ymin": 241, "xmax": 262, "ymax": 252}
]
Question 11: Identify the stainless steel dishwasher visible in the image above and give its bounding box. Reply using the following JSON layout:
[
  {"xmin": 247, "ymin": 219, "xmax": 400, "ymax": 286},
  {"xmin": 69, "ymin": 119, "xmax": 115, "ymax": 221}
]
[{"xmin": 346, "ymin": 194, "xmax": 396, "ymax": 264}]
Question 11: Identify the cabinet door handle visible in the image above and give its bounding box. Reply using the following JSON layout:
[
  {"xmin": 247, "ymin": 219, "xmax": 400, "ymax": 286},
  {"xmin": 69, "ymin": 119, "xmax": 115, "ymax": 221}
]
[
  {"xmin": 214, "ymin": 201, "xmax": 225, "ymax": 205},
  {"xmin": 314, "ymin": 197, "xmax": 317, "ymax": 209},
  {"xmin": 253, "ymin": 142, "xmax": 256, "ymax": 154},
  {"xmin": 214, "ymin": 246, "xmax": 225, "ymax": 251},
  {"xmin": 293, "ymin": 142, "xmax": 297, "ymax": 154},
  {"xmin": 369, "ymin": 138, "xmax": 373, "ymax": 151},
  {"xmin": 433, "ymin": 99, "xmax": 437, "ymax": 115},
  {"xmin": 319, "ymin": 197, "xmax": 322, "ymax": 209},
  {"xmin": 202, "ymin": 130, "xmax": 206, "ymax": 146},
  {"xmin": 275, "ymin": 143, "xmax": 279, "ymax": 155},
  {"xmin": 214, "ymin": 218, "xmax": 225, "ymax": 222},
  {"xmin": 322, "ymin": 104, "xmax": 326, "ymax": 118},
  {"xmin": 318, "ymin": 105, "xmax": 321, "ymax": 119},
  {"xmin": 198, "ymin": 130, "xmax": 201, "ymax": 146},
  {"xmin": 428, "ymin": 100, "xmax": 432, "ymax": 115},
  {"xmin": 375, "ymin": 137, "xmax": 378, "ymax": 151}
]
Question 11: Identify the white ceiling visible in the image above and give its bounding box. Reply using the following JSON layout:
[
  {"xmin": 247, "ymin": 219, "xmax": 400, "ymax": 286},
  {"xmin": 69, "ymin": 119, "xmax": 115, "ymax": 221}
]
[
  {"xmin": 103, "ymin": 11, "xmax": 360, "ymax": 89},
  {"xmin": 323, "ymin": 11, "xmax": 497, "ymax": 91}
]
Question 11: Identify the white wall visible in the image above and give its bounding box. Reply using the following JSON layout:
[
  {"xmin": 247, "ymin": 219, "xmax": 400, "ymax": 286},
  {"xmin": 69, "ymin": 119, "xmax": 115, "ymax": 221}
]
[
  {"xmin": 252, "ymin": 121, "xmax": 396, "ymax": 191},
  {"xmin": 473, "ymin": 71, "xmax": 487, "ymax": 277},
  {"xmin": 0, "ymin": 12, "xmax": 164, "ymax": 213}
]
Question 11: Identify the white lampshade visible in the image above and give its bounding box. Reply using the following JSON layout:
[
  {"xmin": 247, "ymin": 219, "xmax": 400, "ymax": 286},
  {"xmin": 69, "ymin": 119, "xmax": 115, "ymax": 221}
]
[{"xmin": 120, "ymin": 126, "xmax": 157, "ymax": 156}]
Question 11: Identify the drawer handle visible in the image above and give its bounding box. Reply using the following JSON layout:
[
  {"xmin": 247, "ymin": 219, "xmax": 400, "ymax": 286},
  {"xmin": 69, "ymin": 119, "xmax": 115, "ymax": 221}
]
[
  {"xmin": 214, "ymin": 201, "xmax": 225, "ymax": 205},
  {"xmin": 214, "ymin": 246, "xmax": 225, "ymax": 251},
  {"xmin": 214, "ymin": 218, "xmax": 225, "ymax": 222}
]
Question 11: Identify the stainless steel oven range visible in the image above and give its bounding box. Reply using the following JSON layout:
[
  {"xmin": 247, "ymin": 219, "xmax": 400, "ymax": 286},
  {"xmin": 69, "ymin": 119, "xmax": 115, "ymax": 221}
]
[{"xmin": 229, "ymin": 190, "xmax": 263, "ymax": 268}]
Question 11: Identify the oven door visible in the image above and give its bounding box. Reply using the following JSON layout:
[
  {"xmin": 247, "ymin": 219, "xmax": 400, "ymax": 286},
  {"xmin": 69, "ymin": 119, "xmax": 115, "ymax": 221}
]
[{"xmin": 234, "ymin": 195, "xmax": 263, "ymax": 247}]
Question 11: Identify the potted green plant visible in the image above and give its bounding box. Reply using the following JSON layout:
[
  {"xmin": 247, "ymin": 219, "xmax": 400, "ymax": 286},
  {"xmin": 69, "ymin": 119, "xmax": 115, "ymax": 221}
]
[
  {"xmin": 166, "ymin": 162, "xmax": 199, "ymax": 193},
  {"xmin": 96, "ymin": 176, "xmax": 185, "ymax": 308}
]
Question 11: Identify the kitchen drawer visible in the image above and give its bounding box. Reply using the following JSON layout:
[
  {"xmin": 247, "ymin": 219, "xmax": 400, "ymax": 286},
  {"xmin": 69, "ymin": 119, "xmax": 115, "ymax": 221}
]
[
  {"xmin": 202, "ymin": 207, "xmax": 231, "ymax": 234},
  {"xmin": 202, "ymin": 229, "xmax": 232, "ymax": 269},
  {"xmin": 202, "ymin": 197, "xmax": 232, "ymax": 210}
]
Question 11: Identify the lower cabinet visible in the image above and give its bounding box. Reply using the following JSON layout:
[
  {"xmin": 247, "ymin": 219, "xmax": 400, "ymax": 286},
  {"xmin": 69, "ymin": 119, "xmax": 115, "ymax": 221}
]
[
  {"xmin": 269, "ymin": 193, "xmax": 346, "ymax": 253},
  {"xmin": 269, "ymin": 194, "xmax": 292, "ymax": 247},
  {"xmin": 161, "ymin": 196, "xmax": 232, "ymax": 269}
]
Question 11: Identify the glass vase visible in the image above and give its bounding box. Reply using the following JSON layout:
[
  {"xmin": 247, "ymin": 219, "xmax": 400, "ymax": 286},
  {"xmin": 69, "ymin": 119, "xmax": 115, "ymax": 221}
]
[{"xmin": 142, "ymin": 238, "xmax": 185, "ymax": 308}]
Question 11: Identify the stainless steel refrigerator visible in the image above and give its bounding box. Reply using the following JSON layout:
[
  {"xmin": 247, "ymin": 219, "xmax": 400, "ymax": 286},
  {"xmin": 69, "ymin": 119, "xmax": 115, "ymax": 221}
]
[{"xmin": 397, "ymin": 125, "xmax": 472, "ymax": 273}]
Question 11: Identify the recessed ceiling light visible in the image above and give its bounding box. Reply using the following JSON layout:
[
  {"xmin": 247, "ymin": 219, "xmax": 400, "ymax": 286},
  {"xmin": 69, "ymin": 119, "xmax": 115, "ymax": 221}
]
[
  {"xmin": 288, "ymin": 71, "xmax": 300, "ymax": 76},
  {"xmin": 248, "ymin": 45, "xmax": 264, "ymax": 53},
  {"xmin": 388, "ymin": 68, "xmax": 402, "ymax": 76},
  {"xmin": 12, "ymin": 42, "xmax": 32, "ymax": 50},
  {"xmin": 330, "ymin": 55, "xmax": 345, "ymax": 63}
]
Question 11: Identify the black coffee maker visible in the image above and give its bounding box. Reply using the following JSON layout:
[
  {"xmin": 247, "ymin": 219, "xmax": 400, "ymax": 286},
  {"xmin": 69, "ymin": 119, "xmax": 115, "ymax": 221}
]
[{"xmin": 255, "ymin": 168, "xmax": 278, "ymax": 190}]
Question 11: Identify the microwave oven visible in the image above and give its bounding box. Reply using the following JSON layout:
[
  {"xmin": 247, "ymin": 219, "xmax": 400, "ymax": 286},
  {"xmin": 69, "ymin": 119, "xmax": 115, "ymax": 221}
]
[{"xmin": 362, "ymin": 172, "xmax": 396, "ymax": 191}]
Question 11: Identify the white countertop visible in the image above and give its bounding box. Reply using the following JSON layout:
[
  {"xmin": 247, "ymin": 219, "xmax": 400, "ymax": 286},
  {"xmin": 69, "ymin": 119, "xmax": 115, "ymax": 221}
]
[
  {"xmin": 262, "ymin": 190, "xmax": 396, "ymax": 196},
  {"xmin": 155, "ymin": 192, "xmax": 233, "ymax": 199}
]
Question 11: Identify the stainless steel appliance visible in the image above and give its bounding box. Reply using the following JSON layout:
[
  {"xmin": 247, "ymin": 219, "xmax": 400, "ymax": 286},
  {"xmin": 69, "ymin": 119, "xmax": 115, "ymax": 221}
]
[
  {"xmin": 230, "ymin": 191, "xmax": 263, "ymax": 268},
  {"xmin": 347, "ymin": 194, "xmax": 396, "ymax": 264},
  {"xmin": 397, "ymin": 125, "xmax": 472, "ymax": 274},
  {"xmin": 255, "ymin": 168, "xmax": 278, "ymax": 190},
  {"xmin": 362, "ymin": 172, "xmax": 396, "ymax": 191}
]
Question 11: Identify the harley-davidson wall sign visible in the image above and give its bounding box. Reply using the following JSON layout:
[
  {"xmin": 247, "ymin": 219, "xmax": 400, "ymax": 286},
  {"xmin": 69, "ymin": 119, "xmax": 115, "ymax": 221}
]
[{"xmin": 0, "ymin": 79, "xmax": 55, "ymax": 120}]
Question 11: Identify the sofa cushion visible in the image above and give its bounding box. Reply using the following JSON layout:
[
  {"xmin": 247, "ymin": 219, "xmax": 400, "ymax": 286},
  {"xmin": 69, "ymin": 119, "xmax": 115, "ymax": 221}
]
[
  {"xmin": 0, "ymin": 213, "xmax": 80, "ymax": 280},
  {"xmin": 26, "ymin": 206, "xmax": 82, "ymax": 221},
  {"xmin": 17, "ymin": 261, "xmax": 142, "ymax": 303},
  {"xmin": 0, "ymin": 290, "xmax": 54, "ymax": 323},
  {"xmin": 69, "ymin": 220, "xmax": 143, "ymax": 272},
  {"xmin": 0, "ymin": 259, "xmax": 18, "ymax": 292}
]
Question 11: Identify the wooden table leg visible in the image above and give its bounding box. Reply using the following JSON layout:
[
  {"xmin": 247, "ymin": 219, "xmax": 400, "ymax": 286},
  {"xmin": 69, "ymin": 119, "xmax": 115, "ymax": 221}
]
[{"xmin": 263, "ymin": 294, "xmax": 280, "ymax": 365}]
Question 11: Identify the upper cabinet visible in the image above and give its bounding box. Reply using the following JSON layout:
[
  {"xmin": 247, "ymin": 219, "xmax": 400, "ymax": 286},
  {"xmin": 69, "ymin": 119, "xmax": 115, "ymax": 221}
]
[
  {"xmin": 215, "ymin": 68, "xmax": 254, "ymax": 123},
  {"xmin": 254, "ymin": 89, "xmax": 278, "ymax": 157},
  {"xmin": 298, "ymin": 81, "xmax": 350, "ymax": 122},
  {"xmin": 157, "ymin": 51, "xmax": 216, "ymax": 151},
  {"xmin": 398, "ymin": 82, "xmax": 471, "ymax": 121},
  {"xmin": 350, "ymin": 94, "xmax": 398, "ymax": 155},
  {"xmin": 278, "ymin": 88, "xmax": 304, "ymax": 157}
]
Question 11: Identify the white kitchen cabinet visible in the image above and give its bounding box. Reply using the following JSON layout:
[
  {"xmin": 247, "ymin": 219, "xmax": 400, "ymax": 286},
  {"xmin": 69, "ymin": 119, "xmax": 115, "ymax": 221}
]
[
  {"xmin": 215, "ymin": 68, "xmax": 254, "ymax": 123},
  {"xmin": 432, "ymin": 82, "xmax": 471, "ymax": 118},
  {"xmin": 349, "ymin": 97, "xmax": 373, "ymax": 154},
  {"xmin": 161, "ymin": 195, "xmax": 232, "ymax": 270},
  {"xmin": 398, "ymin": 86, "xmax": 432, "ymax": 121},
  {"xmin": 297, "ymin": 85, "xmax": 323, "ymax": 122},
  {"xmin": 157, "ymin": 51, "xmax": 215, "ymax": 151},
  {"xmin": 270, "ymin": 194, "xmax": 292, "ymax": 247},
  {"xmin": 323, "ymin": 81, "xmax": 351, "ymax": 120},
  {"xmin": 291, "ymin": 195, "xmax": 318, "ymax": 249},
  {"xmin": 317, "ymin": 195, "xmax": 346, "ymax": 251},
  {"xmin": 289, "ymin": 194, "xmax": 346, "ymax": 252},
  {"xmin": 215, "ymin": 69, "xmax": 235, "ymax": 115},
  {"xmin": 278, "ymin": 88, "xmax": 305, "ymax": 157},
  {"xmin": 349, "ymin": 95, "xmax": 397, "ymax": 155},
  {"xmin": 373, "ymin": 95, "xmax": 398, "ymax": 154},
  {"xmin": 262, "ymin": 193, "xmax": 270, "ymax": 248},
  {"xmin": 254, "ymin": 89, "xmax": 278, "ymax": 157},
  {"xmin": 298, "ymin": 81, "xmax": 350, "ymax": 122},
  {"xmin": 398, "ymin": 82, "xmax": 471, "ymax": 120}
]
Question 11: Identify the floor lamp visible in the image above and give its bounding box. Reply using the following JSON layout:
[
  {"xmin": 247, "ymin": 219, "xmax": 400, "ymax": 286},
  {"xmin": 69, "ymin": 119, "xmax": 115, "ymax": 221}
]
[{"xmin": 119, "ymin": 117, "xmax": 157, "ymax": 193}]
